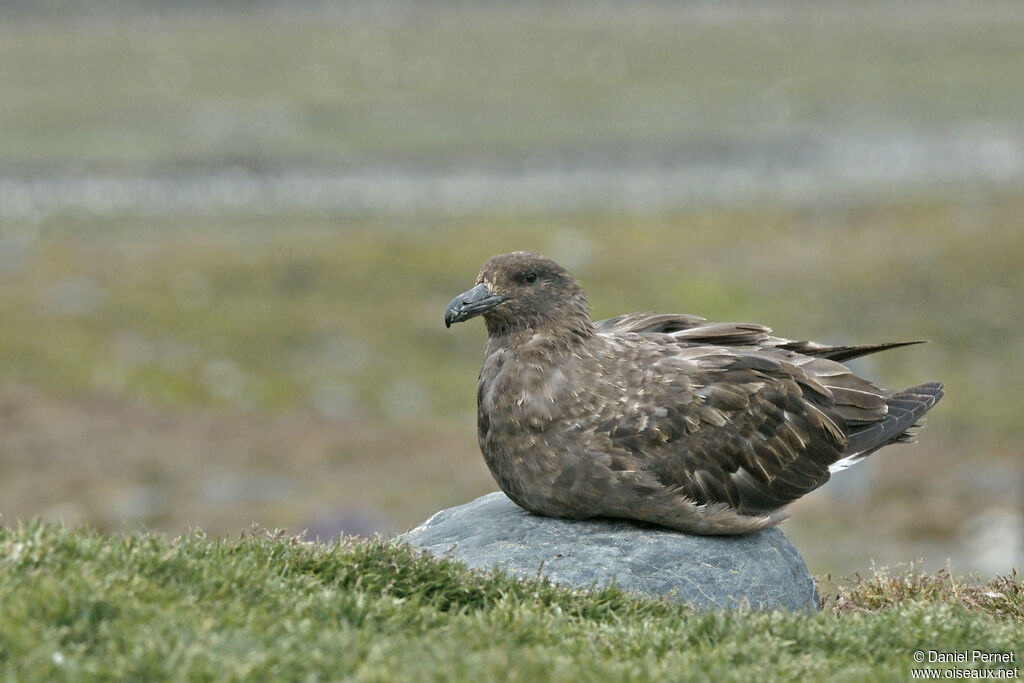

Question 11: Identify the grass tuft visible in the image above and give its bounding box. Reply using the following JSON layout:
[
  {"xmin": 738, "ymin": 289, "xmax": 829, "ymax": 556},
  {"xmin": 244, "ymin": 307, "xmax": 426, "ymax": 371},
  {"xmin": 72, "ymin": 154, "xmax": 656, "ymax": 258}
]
[{"xmin": 825, "ymin": 564, "xmax": 1024, "ymax": 621}]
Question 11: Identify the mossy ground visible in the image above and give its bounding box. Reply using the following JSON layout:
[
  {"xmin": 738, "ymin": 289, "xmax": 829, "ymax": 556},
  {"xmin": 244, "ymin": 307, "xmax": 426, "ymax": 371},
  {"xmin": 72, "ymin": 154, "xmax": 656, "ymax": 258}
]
[{"xmin": 0, "ymin": 522, "xmax": 1020, "ymax": 682}]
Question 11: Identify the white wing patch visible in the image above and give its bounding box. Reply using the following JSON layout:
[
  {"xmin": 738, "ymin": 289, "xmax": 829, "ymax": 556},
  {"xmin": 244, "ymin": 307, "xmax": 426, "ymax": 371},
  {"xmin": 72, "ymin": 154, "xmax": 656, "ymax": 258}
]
[{"xmin": 828, "ymin": 452, "xmax": 867, "ymax": 473}]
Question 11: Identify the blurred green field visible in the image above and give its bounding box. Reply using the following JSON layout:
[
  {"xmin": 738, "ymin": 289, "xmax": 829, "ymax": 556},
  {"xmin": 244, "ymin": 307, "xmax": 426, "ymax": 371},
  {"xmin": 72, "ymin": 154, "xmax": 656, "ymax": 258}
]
[
  {"xmin": 4, "ymin": 201, "xmax": 1022, "ymax": 436},
  {"xmin": 3, "ymin": 2, "xmax": 1024, "ymax": 167},
  {"xmin": 3, "ymin": 196, "xmax": 1021, "ymax": 575},
  {"xmin": 1, "ymin": 2, "xmax": 1022, "ymax": 578}
]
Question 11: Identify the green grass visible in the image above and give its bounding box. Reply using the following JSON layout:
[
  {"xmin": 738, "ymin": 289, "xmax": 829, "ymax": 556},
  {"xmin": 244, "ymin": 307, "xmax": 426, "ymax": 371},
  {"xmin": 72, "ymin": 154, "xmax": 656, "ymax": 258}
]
[{"xmin": 0, "ymin": 522, "xmax": 1020, "ymax": 682}]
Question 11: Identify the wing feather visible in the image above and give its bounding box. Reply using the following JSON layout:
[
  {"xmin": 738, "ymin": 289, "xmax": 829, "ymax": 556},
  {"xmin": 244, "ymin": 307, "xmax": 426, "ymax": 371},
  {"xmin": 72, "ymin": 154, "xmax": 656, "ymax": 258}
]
[{"xmin": 587, "ymin": 345, "xmax": 849, "ymax": 515}]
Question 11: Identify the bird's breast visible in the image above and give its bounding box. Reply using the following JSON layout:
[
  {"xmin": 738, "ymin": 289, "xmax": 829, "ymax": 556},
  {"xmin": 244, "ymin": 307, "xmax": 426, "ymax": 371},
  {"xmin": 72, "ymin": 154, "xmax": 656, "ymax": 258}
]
[{"xmin": 480, "ymin": 355, "xmax": 578, "ymax": 428}]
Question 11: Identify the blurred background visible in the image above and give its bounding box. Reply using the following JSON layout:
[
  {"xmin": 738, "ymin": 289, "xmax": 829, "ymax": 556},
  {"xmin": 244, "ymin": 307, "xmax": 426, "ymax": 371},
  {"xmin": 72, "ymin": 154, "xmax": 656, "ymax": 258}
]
[{"xmin": 1, "ymin": 0, "xmax": 1021, "ymax": 579}]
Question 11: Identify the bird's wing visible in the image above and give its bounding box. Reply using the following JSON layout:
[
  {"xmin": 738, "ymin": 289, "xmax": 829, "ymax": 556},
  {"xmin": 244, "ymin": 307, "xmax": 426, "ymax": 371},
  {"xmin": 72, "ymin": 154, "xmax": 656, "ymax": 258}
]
[
  {"xmin": 595, "ymin": 312, "xmax": 924, "ymax": 361},
  {"xmin": 587, "ymin": 342, "xmax": 895, "ymax": 515},
  {"xmin": 594, "ymin": 312, "xmax": 710, "ymax": 334}
]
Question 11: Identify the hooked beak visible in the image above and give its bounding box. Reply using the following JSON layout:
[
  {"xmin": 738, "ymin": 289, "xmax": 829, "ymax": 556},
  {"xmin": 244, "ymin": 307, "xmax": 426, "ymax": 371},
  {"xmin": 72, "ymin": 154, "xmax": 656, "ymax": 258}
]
[{"xmin": 444, "ymin": 283, "xmax": 507, "ymax": 328}]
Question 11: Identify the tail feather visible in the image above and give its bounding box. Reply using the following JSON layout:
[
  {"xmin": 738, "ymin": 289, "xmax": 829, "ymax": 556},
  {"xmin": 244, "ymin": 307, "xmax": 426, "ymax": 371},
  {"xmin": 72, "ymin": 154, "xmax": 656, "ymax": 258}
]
[{"xmin": 830, "ymin": 381, "xmax": 944, "ymax": 473}]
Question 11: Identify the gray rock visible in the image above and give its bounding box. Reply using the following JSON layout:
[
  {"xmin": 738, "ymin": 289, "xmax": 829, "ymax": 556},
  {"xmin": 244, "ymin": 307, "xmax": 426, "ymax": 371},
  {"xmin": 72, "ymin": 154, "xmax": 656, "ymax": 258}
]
[{"xmin": 401, "ymin": 492, "xmax": 820, "ymax": 611}]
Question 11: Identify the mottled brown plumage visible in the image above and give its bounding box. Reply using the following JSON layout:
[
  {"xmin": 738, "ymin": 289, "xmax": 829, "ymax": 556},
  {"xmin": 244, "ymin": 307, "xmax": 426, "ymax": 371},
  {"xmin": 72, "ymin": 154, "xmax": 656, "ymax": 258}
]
[{"xmin": 445, "ymin": 251, "xmax": 943, "ymax": 535}]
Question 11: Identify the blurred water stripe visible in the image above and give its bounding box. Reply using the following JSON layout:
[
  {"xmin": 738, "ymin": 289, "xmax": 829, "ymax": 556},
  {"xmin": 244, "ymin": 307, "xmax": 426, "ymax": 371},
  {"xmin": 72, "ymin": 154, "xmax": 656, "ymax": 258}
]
[{"xmin": 3, "ymin": 129, "xmax": 1023, "ymax": 218}]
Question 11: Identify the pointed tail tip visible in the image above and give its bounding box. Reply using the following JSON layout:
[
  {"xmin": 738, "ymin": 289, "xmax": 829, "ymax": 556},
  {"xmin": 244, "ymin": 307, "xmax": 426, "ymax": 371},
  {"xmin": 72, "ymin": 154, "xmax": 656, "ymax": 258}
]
[{"xmin": 896, "ymin": 380, "xmax": 944, "ymax": 399}]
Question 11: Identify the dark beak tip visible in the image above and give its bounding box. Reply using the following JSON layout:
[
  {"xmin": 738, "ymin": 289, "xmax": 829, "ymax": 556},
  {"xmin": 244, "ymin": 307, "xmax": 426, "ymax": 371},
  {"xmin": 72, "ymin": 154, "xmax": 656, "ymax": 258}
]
[
  {"xmin": 443, "ymin": 300, "xmax": 461, "ymax": 328},
  {"xmin": 444, "ymin": 283, "xmax": 501, "ymax": 329}
]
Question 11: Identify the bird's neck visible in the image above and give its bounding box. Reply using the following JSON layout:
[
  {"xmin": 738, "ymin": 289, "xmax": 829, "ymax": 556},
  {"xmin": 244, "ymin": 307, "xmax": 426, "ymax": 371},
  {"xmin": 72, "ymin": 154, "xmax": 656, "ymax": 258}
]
[
  {"xmin": 484, "ymin": 296, "xmax": 594, "ymax": 347},
  {"xmin": 487, "ymin": 318, "xmax": 593, "ymax": 356}
]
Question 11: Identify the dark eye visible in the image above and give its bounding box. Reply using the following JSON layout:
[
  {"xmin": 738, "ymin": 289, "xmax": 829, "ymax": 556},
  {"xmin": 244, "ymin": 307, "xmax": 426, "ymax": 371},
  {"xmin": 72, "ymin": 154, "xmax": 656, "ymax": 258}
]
[{"xmin": 521, "ymin": 270, "xmax": 538, "ymax": 284}]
